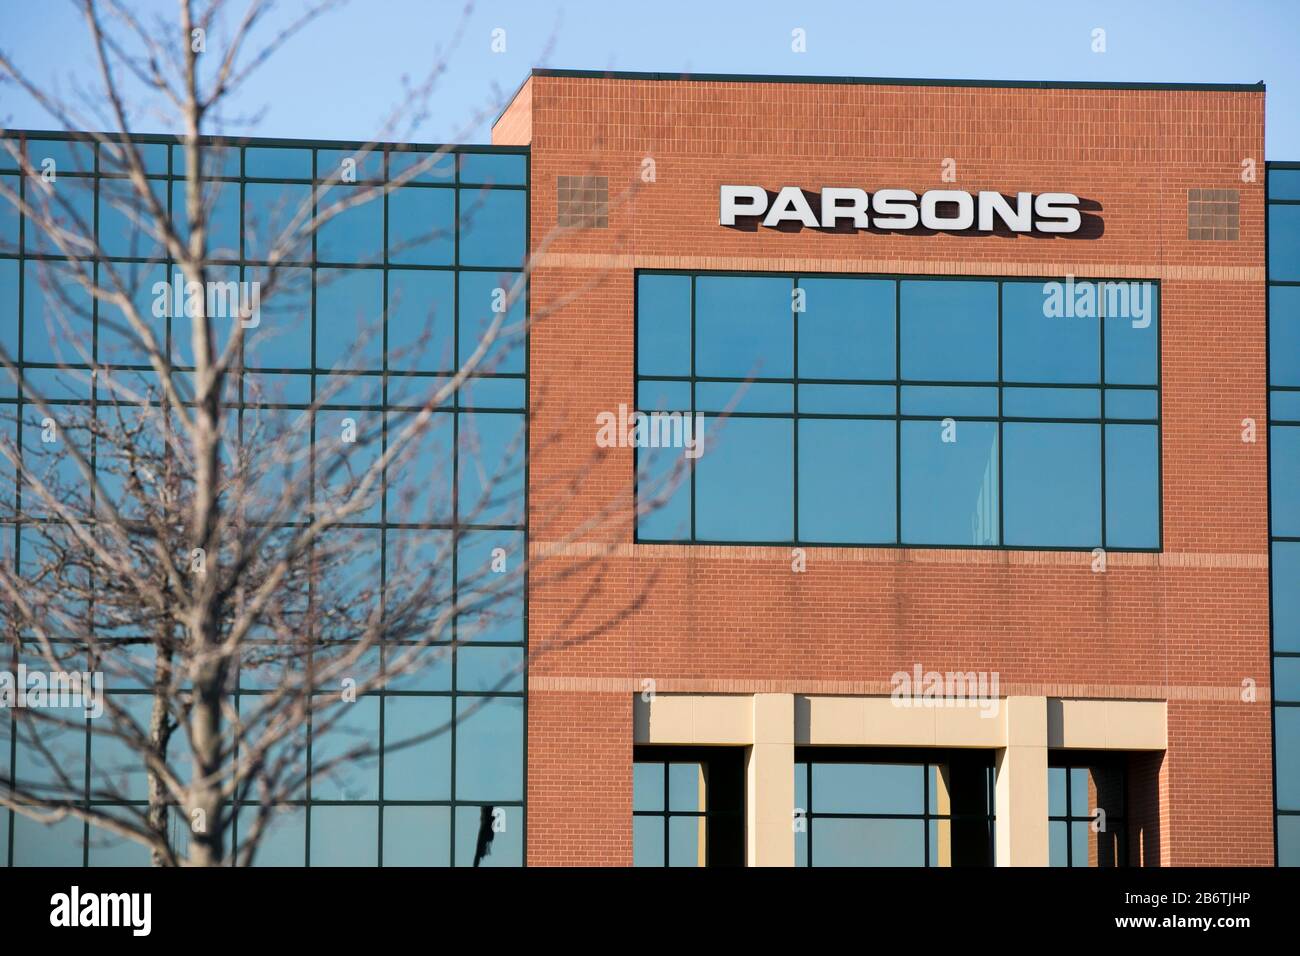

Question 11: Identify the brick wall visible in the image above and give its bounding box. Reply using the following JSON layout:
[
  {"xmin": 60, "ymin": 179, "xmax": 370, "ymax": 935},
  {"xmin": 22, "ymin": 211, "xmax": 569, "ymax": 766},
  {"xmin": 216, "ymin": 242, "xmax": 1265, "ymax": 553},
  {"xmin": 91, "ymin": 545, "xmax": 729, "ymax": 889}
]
[{"xmin": 496, "ymin": 73, "xmax": 1273, "ymax": 866}]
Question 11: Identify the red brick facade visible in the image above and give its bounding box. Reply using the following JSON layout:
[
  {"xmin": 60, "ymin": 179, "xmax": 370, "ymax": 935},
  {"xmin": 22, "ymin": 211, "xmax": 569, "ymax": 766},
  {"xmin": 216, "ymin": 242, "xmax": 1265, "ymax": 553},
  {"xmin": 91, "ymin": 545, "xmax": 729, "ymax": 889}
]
[{"xmin": 495, "ymin": 72, "xmax": 1272, "ymax": 866}]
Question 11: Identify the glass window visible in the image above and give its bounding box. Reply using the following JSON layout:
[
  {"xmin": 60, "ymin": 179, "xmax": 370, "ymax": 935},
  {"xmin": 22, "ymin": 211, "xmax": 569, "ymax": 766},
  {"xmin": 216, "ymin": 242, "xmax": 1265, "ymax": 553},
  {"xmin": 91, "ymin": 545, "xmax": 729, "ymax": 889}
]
[
  {"xmin": 633, "ymin": 750, "xmax": 744, "ymax": 867},
  {"xmin": 316, "ymin": 267, "xmax": 383, "ymax": 370},
  {"xmin": 636, "ymin": 443, "xmax": 692, "ymax": 541},
  {"xmin": 383, "ymin": 696, "xmax": 452, "ymax": 800},
  {"xmin": 1275, "ymin": 707, "xmax": 1300, "ymax": 811},
  {"xmin": 1270, "ymin": 205, "xmax": 1300, "ymax": 281},
  {"xmin": 1273, "ymin": 426, "xmax": 1300, "ymax": 536},
  {"xmin": 457, "ymin": 412, "xmax": 525, "ymax": 526},
  {"xmin": 458, "ymin": 153, "xmax": 526, "ymax": 186},
  {"xmin": 388, "ymin": 186, "xmax": 454, "ymax": 265},
  {"xmin": 245, "ymin": 146, "xmax": 311, "ymax": 179},
  {"xmin": 454, "ymin": 804, "xmax": 523, "ymax": 866},
  {"xmin": 1105, "ymin": 424, "xmax": 1160, "ymax": 548},
  {"xmin": 170, "ymin": 178, "xmax": 239, "ymax": 260},
  {"xmin": 694, "ymin": 416, "xmax": 793, "ymax": 541},
  {"xmin": 1103, "ymin": 284, "xmax": 1159, "ymax": 385},
  {"xmin": 1270, "ymin": 168, "xmax": 1300, "ymax": 201},
  {"xmin": 798, "ymin": 418, "xmax": 895, "ymax": 543},
  {"xmin": 798, "ymin": 277, "xmax": 895, "ymax": 380},
  {"xmin": 317, "ymin": 185, "xmax": 384, "ymax": 263},
  {"xmin": 637, "ymin": 274, "xmax": 691, "ymax": 377},
  {"xmin": 310, "ymin": 807, "xmax": 378, "ymax": 866},
  {"xmin": 98, "ymin": 177, "xmax": 167, "ymax": 259},
  {"xmin": 900, "ymin": 419, "xmax": 999, "ymax": 546},
  {"xmin": 25, "ymin": 175, "xmax": 96, "ymax": 257},
  {"xmin": 389, "ymin": 150, "xmax": 455, "ymax": 183},
  {"xmin": 1275, "ymin": 542, "xmax": 1300, "ymax": 654},
  {"xmin": 457, "ymin": 271, "xmax": 525, "ymax": 373},
  {"xmin": 243, "ymin": 183, "xmax": 312, "ymax": 262},
  {"xmin": 1002, "ymin": 280, "xmax": 1099, "ymax": 383},
  {"xmin": 458, "ymin": 187, "xmax": 525, "ymax": 268},
  {"xmin": 387, "ymin": 268, "xmax": 455, "ymax": 372},
  {"xmin": 0, "ymin": 174, "xmax": 18, "ymax": 253},
  {"xmin": 1004, "ymin": 422, "xmax": 1101, "ymax": 548},
  {"xmin": 455, "ymin": 696, "xmax": 523, "ymax": 802},
  {"xmin": 23, "ymin": 259, "xmax": 95, "ymax": 364},
  {"xmin": 695, "ymin": 275, "xmax": 792, "ymax": 378},
  {"xmin": 900, "ymin": 280, "xmax": 998, "ymax": 382},
  {"xmin": 1271, "ymin": 286, "xmax": 1300, "ymax": 387}
]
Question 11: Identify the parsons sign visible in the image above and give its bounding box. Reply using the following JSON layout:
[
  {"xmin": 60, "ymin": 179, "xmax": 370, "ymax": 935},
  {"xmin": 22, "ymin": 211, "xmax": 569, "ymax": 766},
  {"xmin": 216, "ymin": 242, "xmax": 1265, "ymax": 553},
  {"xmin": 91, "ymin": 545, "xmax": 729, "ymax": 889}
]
[{"xmin": 719, "ymin": 184, "xmax": 1083, "ymax": 234}]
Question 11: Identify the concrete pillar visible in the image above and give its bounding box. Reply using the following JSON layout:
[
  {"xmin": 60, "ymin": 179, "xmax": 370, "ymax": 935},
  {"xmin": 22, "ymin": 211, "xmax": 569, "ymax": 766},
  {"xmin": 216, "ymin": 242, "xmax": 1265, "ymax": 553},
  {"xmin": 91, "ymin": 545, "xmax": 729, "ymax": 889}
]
[
  {"xmin": 995, "ymin": 695, "xmax": 1049, "ymax": 866},
  {"xmin": 746, "ymin": 692, "xmax": 794, "ymax": 866}
]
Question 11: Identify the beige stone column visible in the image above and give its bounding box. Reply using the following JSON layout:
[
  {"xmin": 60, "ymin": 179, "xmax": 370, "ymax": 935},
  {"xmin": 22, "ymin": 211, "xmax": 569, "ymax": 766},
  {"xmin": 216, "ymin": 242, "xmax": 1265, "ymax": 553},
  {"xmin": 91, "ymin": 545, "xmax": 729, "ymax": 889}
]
[
  {"xmin": 746, "ymin": 692, "xmax": 795, "ymax": 867},
  {"xmin": 994, "ymin": 695, "xmax": 1049, "ymax": 866}
]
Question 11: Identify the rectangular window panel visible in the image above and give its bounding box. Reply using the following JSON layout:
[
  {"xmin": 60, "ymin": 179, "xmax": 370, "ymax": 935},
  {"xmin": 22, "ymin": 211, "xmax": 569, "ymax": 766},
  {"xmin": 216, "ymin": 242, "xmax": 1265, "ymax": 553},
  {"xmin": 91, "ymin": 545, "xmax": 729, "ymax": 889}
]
[
  {"xmin": 636, "ymin": 443, "xmax": 692, "ymax": 541},
  {"xmin": 1272, "ymin": 426, "xmax": 1300, "ymax": 536},
  {"xmin": 1004, "ymin": 422, "xmax": 1101, "ymax": 548},
  {"xmin": 170, "ymin": 178, "xmax": 239, "ymax": 260},
  {"xmin": 797, "ymin": 277, "xmax": 895, "ymax": 380},
  {"xmin": 459, "ymin": 153, "xmax": 526, "ymax": 186},
  {"xmin": 900, "ymin": 385, "xmax": 997, "ymax": 418},
  {"xmin": 454, "ymin": 696, "xmax": 524, "ymax": 802},
  {"xmin": 798, "ymin": 418, "xmax": 895, "ymax": 543},
  {"xmin": 458, "ymin": 187, "xmax": 525, "ymax": 267},
  {"xmin": 695, "ymin": 416, "xmax": 793, "ymax": 541},
  {"xmin": 811, "ymin": 818, "xmax": 926, "ymax": 867},
  {"xmin": 900, "ymin": 419, "xmax": 999, "ymax": 546},
  {"xmin": 1103, "ymin": 284, "xmax": 1159, "ymax": 385},
  {"xmin": 317, "ymin": 185, "xmax": 384, "ymax": 263},
  {"xmin": 1275, "ymin": 542, "xmax": 1300, "ymax": 654},
  {"xmin": 695, "ymin": 275, "xmax": 792, "ymax": 379},
  {"xmin": 1002, "ymin": 280, "xmax": 1099, "ymax": 383},
  {"xmin": 798, "ymin": 383, "xmax": 895, "ymax": 415},
  {"xmin": 383, "ymin": 806, "xmax": 451, "ymax": 867},
  {"xmin": 900, "ymin": 280, "xmax": 998, "ymax": 383},
  {"xmin": 245, "ymin": 146, "xmax": 311, "ymax": 179},
  {"xmin": 1003, "ymin": 386, "xmax": 1099, "ymax": 420},
  {"xmin": 695, "ymin": 380, "xmax": 792, "ymax": 414},
  {"xmin": 1277, "ymin": 706, "xmax": 1300, "ymax": 811},
  {"xmin": 1105, "ymin": 424, "xmax": 1160, "ymax": 548},
  {"xmin": 310, "ymin": 807, "xmax": 378, "ymax": 866},
  {"xmin": 637, "ymin": 274, "xmax": 691, "ymax": 377},
  {"xmin": 1272, "ymin": 286, "xmax": 1300, "ymax": 386},
  {"xmin": 457, "ymin": 271, "xmax": 525, "ymax": 373},
  {"xmin": 388, "ymin": 186, "xmax": 454, "ymax": 265},
  {"xmin": 316, "ymin": 267, "xmax": 383, "ymax": 370},
  {"xmin": 1105, "ymin": 388, "xmax": 1160, "ymax": 420},
  {"xmin": 1270, "ymin": 205, "xmax": 1300, "ymax": 281},
  {"xmin": 244, "ymin": 183, "xmax": 312, "ymax": 262}
]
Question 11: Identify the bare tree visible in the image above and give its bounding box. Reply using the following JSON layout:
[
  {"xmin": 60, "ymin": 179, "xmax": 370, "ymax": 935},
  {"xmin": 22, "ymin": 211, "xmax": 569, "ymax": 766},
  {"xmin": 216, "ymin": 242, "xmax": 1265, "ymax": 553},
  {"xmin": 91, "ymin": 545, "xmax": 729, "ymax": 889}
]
[{"xmin": 0, "ymin": 0, "xmax": 684, "ymax": 866}]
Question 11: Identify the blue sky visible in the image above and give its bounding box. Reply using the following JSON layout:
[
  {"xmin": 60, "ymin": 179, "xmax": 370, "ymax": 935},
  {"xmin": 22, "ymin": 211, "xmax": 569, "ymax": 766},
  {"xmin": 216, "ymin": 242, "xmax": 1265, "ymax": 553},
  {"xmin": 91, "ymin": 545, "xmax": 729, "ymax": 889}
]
[{"xmin": 3, "ymin": 0, "xmax": 1299, "ymax": 155}]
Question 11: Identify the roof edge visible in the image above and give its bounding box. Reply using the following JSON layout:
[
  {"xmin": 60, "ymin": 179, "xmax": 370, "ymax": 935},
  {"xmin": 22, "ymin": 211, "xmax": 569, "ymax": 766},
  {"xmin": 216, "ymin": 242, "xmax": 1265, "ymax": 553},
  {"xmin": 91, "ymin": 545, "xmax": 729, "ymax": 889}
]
[{"xmin": 529, "ymin": 67, "xmax": 1264, "ymax": 93}]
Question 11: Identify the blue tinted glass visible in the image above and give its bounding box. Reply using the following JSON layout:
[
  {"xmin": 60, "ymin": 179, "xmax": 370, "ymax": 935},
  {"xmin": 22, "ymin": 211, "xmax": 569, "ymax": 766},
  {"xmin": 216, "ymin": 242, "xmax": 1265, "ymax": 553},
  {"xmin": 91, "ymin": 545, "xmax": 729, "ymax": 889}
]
[
  {"xmin": 28, "ymin": 138, "xmax": 95, "ymax": 173},
  {"xmin": 1105, "ymin": 424, "xmax": 1160, "ymax": 548},
  {"xmin": 1277, "ymin": 657, "xmax": 1300, "ymax": 703},
  {"xmin": 900, "ymin": 280, "xmax": 997, "ymax": 382},
  {"xmin": 1271, "ymin": 286, "xmax": 1300, "ymax": 386},
  {"xmin": 317, "ymin": 148, "xmax": 382, "ymax": 181},
  {"xmin": 455, "ymin": 696, "xmax": 523, "ymax": 801},
  {"xmin": 0, "ymin": 259, "xmax": 21, "ymax": 363},
  {"xmin": 99, "ymin": 142, "xmax": 168, "ymax": 176},
  {"xmin": 811, "ymin": 818, "xmax": 925, "ymax": 866},
  {"xmin": 459, "ymin": 153, "xmax": 526, "ymax": 185},
  {"xmin": 26, "ymin": 175, "xmax": 95, "ymax": 256},
  {"xmin": 1278, "ymin": 814, "xmax": 1300, "ymax": 867},
  {"xmin": 667, "ymin": 816, "xmax": 702, "ymax": 867},
  {"xmin": 98, "ymin": 177, "xmax": 167, "ymax": 259},
  {"xmin": 171, "ymin": 179, "xmax": 239, "ymax": 259},
  {"xmin": 695, "ymin": 381, "xmax": 792, "ymax": 413},
  {"xmin": 388, "ymin": 186, "xmax": 454, "ymax": 265},
  {"xmin": 457, "ymin": 271, "xmax": 525, "ymax": 373},
  {"xmin": 1275, "ymin": 391, "xmax": 1300, "ymax": 422},
  {"xmin": 385, "ymin": 411, "xmax": 454, "ymax": 523},
  {"xmin": 1003, "ymin": 386, "xmax": 1099, "ymax": 419},
  {"xmin": 1270, "ymin": 205, "xmax": 1300, "ymax": 281},
  {"xmin": 1278, "ymin": 707, "xmax": 1300, "ymax": 810},
  {"xmin": 316, "ymin": 267, "xmax": 383, "ymax": 370},
  {"xmin": 798, "ymin": 383, "xmax": 895, "ymax": 415},
  {"xmin": 1275, "ymin": 542, "xmax": 1300, "ymax": 654},
  {"xmin": 245, "ymin": 147, "xmax": 311, "ymax": 179},
  {"xmin": 634, "ymin": 763, "xmax": 665, "ymax": 811},
  {"xmin": 798, "ymin": 418, "xmax": 895, "ymax": 543},
  {"xmin": 1004, "ymin": 422, "xmax": 1101, "ymax": 547},
  {"xmin": 383, "ymin": 806, "xmax": 451, "ymax": 866},
  {"xmin": 637, "ymin": 443, "xmax": 692, "ymax": 540},
  {"xmin": 243, "ymin": 183, "xmax": 312, "ymax": 261},
  {"xmin": 171, "ymin": 143, "xmax": 239, "ymax": 178},
  {"xmin": 318, "ymin": 185, "xmax": 384, "ymax": 263},
  {"xmin": 900, "ymin": 385, "xmax": 997, "ymax": 417},
  {"xmin": 23, "ymin": 260, "xmax": 95, "ymax": 363},
  {"xmin": 695, "ymin": 275, "xmax": 792, "ymax": 378},
  {"xmin": 1271, "ymin": 169, "xmax": 1300, "ymax": 200},
  {"xmin": 900, "ymin": 419, "xmax": 998, "ymax": 545},
  {"xmin": 89, "ymin": 694, "xmax": 153, "ymax": 800},
  {"xmin": 637, "ymin": 274, "xmax": 691, "ymax": 376},
  {"xmin": 12, "ymin": 815, "xmax": 84, "ymax": 866},
  {"xmin": 311, "ymin": 806, "xmax": 378, "ymax": 866},
  {"xmin": 1105, "ymin": 389, "xmax": 1159, "ymax": 420},
  {"xmin": 1103, "ymin": 284, "xmax": 1159, "ymax": 385},
  {"xmin": 1273, "ymin": 426, "xmax": 1300, "ymax": 536},
  {"xmin": 383, "ymin": 696, "xmax": 451, "ymax": 800},
  {"xmin": 458, "ymin": 187, "xmax": 525, "ymax": 267},
  {"xmin": 388, "ymin": 150, "xmax": 455, "ymax": 183},
  {"xmin": 312, "ymin": 696, "xmax": 380, "ymax": 800},
  {"xmin": 458, "ymin": 411, "xmax": 526, "ymax": 526},
  {"xmin": 456, "ymin": 529, "xmax": 525, "ymax": 642},
  {"xmin": 388, "ymin": 269, "xmax": 454, "ymax": 372},
  {"xmin": 244, "ymin": 266, "xmax": 311, "ymax": 369},
  {"xmin": 458, "ymin": 645, "xmax": 525, "ymax": 692},
  {"xmin": 638, "ymin": 379, "xmax": 691, "ymax": 410},
  {"xmin": 1003, "ymin": 281, "xmax": 1099, "ymax": 383},
  {"xmin": 461, "ymin": 376, "xmax": 525, "ymax": 409},
  {"xmin": 797, "ymin": 277, "xmax": 895, "ymax": 379},
  {"xmin": 0, "ymin": 174, "xmax": 18, "ymax": 252},
  {"xmin": 812, "ymin": 763, "xmax": 923, "ymax": 814},
  {"xmin": 667, "ymin": 764, "xmax": 699, "ymax": 811},
  {"xmin": 241, "ymin": 806, "xmax": 306, "ymax": 866},
  {"xmin": 455, "ymin": 804, "xmax": 522, "ymax": 866},
  {"xmin": 170, "ymin": 264, "xmax": 241, "ymax": 368},
  {"xmin": 695, "ymin": 416, "xmax": 793, "ymax": 540}
]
